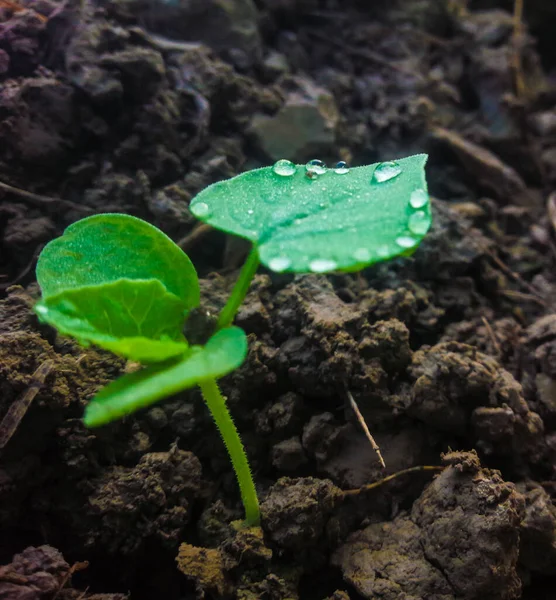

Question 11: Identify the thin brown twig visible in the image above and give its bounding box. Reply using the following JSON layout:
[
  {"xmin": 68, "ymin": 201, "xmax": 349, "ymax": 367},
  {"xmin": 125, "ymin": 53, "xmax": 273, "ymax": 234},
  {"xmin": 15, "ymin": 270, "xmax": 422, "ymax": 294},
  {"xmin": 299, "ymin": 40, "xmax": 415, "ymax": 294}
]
[
  {"xmin": 487, "ymin": 249, "xmax": 544, "ymax": 300},
  {"xmin": 342, "ymin": 465, "xmax": 444, "ymax": 497},
  {"xmin": 0, "ymin": 244, "xmax": 43, "ymax": 291},
  {"xmin": 0, "ymin": 0, "xmax": 48, "ymax": 21},
  {"xmin": 500, "ymin": 289, "xmax": 547, "ymax": 307},
  {"xmin": 0, "ymin": 180, "xmax": 93, "ymax": 214},
  {"xmin": 52, "ymin": 562, "xmax": 89, "ymax": 600},
  {"xmin": 512, "ymin": 0, "xmax": 526, "ymax": 98},
  {"xmin": 481, "ymin": 316, "xmax": 502, "ymax": 355},
  {"xmin": 346, "ymin": 390, "xmax": 386, "ymax": 468},
  {"xmin": 0, "ymin": 360, "xmax": 54, "ymax": 451},
  {"xmin": 177, "ymin": 222, "xmax": 213, "ymax": 252},
  {"xmin": 307, "ymin": 30, "xmax": 425, "ymax": 82}
]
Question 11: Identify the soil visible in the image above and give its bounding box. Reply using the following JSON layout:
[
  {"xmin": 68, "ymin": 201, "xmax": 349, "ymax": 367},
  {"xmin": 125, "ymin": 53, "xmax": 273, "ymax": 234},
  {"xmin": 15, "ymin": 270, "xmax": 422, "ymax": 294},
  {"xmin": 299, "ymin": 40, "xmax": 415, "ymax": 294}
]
[{"xmin": 2, "ymin": 0, "xmax": 556, "ymax": 598}]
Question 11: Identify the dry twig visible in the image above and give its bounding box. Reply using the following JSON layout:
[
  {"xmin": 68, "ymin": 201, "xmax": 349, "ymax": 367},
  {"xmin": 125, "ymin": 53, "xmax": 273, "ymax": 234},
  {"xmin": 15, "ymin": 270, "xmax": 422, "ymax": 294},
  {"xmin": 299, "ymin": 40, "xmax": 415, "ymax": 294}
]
[
  {"xmin": 0, "ymin": 244, "xmax": 43, "ymax": 291},
  {"xmin": 0, "ymin": 360, "xmax": 54, "ymax": 450},
  {"xmin": 487, "ymin": 249, "xmax": 545, "ymax": 302},
  {"xmin": 0, "ymin": 0, "xmax": 48, "ymax": 21},
  {"xmin": 343, "ymin": 465, "xmax": 444, "ymax": 497},
  {"xmin": 177, "ymin": 222, "xmax": 213, "ymax": 252},
  {"xmin": 51, "ymin": 561, "xmax": 89, "ymax": 600},
  {"xmin": 512, "ymin": 0, "xmax": 526, "ymax": 98},
  {"xmin": 481, "ymin": 316, "xmax": 502, "ymax": 356},
  {"xmin": 346, "ymin": 389, "xmax": 386, "ymax": 468},
  {"xmin": 0, "ymin": 180, "xmax": 93, "ymax": 214}
]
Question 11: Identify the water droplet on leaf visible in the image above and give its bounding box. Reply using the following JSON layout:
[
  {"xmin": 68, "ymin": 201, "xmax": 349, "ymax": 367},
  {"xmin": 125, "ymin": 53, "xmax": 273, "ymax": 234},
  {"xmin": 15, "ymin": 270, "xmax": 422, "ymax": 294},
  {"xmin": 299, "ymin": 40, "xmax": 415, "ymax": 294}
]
[
  {"xmin": 35, "ymin": 304, "xmax": 48, "ymax": 315},
  {"xmin": 191, "ymin": 202, "xmax": 210, "ymax": 218},
  {"xmin": 247, "ymin": 209, "xmax": 254, "ymax": 215},
  {"xmin": 353, "ymin": 248, "xmax": 371, "ymax": 262},
  {"xmin": 334, "ymin": 161, "xmax": 350, "ymax": 175},
  {"xmin": 396, "ymin": 235, "xmax": 418, "ymax": 248},
  {"xmin": 408, "ymin": 211, "xmax": 431, "ymax": 235},
  {"xmin": 409, "ymin": 188, "xmax": 429, "ymax": 208},
  {"xmin": 305, "ymin": 159, "xmax": 327, "ymax": 178},
  {"xmin": 309, "ymin": 258, "xmax": 337, "ymax": 273},
  {"xmin": 372, "ymin": 161, "xmax": 402, "ymax": 183},
  {"xmin": 268, "ymin": 257, "xmax": 292, "ymax": 272},
  {"xmin": 273, "ymin": 159, "xmax": 297, "ymax": 177}
]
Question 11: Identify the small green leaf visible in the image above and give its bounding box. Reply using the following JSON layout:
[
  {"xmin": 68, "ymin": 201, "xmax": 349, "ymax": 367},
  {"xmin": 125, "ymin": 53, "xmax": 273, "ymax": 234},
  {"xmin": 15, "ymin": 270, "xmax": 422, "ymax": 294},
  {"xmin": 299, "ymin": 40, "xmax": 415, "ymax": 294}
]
[
  {"xmin": 84, "ymin": 326, "xmax": 248, "ymax": 427},
  {"xmin": 35, "ymin": 279, "xmax": 189, "ymax": 363},
  {"xmin": 37, "ymin": 213, "xmax": 200, "ymax": 309},
  {"xmin": 189, "ymin": 154, "xmax": 430, "ymax": 273}
]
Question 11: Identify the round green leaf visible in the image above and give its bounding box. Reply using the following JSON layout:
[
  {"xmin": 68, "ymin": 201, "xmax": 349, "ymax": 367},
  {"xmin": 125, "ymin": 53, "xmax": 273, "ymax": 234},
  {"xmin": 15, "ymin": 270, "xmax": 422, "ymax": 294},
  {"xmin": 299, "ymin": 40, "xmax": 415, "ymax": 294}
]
[
  {"xmin": 35, "ymin": 279, "xmax": 189, "ymax": 363},
  {"xmin": 37, "ymin": 213, "xmax": 200, "ymax": 309},
  {"xmin": 189, "ymin": 154, "xmax": 431, "ymax": 273},
  {"xmin": 84, "ymin": 326, "xmax": 248, "ymax": 426}
]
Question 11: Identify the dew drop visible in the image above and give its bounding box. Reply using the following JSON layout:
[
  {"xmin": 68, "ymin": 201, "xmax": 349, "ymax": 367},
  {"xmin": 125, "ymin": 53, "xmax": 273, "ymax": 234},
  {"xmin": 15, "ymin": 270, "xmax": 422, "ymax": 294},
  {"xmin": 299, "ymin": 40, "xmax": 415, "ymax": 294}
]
[
  {"xmin": 268, "ymin": 257, "xmax": 292, "ymax": 272},
  {"xmin": 305, "ymin": 159, "xmax": 327, "ymax": 178},
  {"xmin": 309, "ymin": 258, "xmax": 337, "ymax": 273},
  {"xmin": 247, "ymin": 209, "xmax": 254, "ymax": 215},
  {"xmin": 273, "ymin": 159, "xmax": 297, "ymax": 177},
  {"xmin": 408, "ymin": 211, "xmax": 431, "ymax": 235},
  {"xmin": 396, "ymin": 235, "xmax": 418, "ymax": 248},
  {"xmin": 353, "ymin": 248, "xmax": 371, "ymax": 262},
  {"xmin": 409, "ymin": 188, "xmax": 429, "ymax": 208},
  {"xmin": 334, "ymin": 161, "xmax": 350, "ymax": 175},
  {"xmin": 372, "ymin": 161, "xmax": 402, "ymax": 183},
  {"xmin": 35, "ymin": 304, "xmax": 48, "ymax": 315},
  {"xmin": 191, "ymin": 201, "xmax": 210, "ymax": 218}
]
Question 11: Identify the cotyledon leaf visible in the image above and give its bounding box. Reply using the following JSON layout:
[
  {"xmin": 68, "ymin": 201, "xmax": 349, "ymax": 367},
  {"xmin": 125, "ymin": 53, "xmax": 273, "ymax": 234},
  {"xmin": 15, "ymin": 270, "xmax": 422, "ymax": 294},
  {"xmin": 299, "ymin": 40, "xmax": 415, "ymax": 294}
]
[
  {"xmin": 84, "ymin": 326, "xmax": 248, "ymax": 427},
  {"xmin": 36, "ymin": 213, "xmax": 200, "ymax": 310},
  {"xmin": 35, "ymin": 279, "xmax": 190, "ymax": 363},
  {"xmin": 189, "ymin": 154, "xmax": 431, "ymax": 273}
]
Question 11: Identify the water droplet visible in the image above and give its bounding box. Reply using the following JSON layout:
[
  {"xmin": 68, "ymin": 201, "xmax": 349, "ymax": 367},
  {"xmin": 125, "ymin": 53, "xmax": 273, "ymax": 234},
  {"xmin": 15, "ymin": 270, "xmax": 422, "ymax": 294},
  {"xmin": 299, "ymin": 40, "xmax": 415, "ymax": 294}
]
[
  {"xmin": 334, "ymin": 161, "xmax": 350, "ymax": 175},
  {"xmin": 372, "ymin": 161, "xmax": 402, "ymax": 183},
  {"xmin": 35, "ymin": 304, "xmax": 48, "ymax": 315},
  {"xmin": 396, "ymin": 236, "xmax": 418, "ymax": 248},
  {"xmin": 409, "ymin": 188, "xmax": 429, "ymax": 208},
  {"xmin": 305, "ymin": 159, "xmax": 327, "ymax": 178},
  {"xmin": 273, "ymin": 159, "xmax": 297, "ymax": 177},
  {"xmin": 408, "ymin": 211, "xmax": 431, "ymax": 235},
  {"xmin": 353, "ymin": 248, "xmax": 371, "ymax": 262},
  {"xmin": 268, "ymin": 257, "xmax": 292, "ymax": 272},
  {"xmin": 376, "ymin": 245, "xmax": 390, "ymax": 258},
  {"xmin": 247, "ymin": 209, "xmax": 254, "ymax": 215},
  {"xmin": 191, "ymin": 202, "xmax": 210, "ymax": 218},
  {"xmin": 309, "ymin": 258, "xmax": 337, "ymax": 273}
]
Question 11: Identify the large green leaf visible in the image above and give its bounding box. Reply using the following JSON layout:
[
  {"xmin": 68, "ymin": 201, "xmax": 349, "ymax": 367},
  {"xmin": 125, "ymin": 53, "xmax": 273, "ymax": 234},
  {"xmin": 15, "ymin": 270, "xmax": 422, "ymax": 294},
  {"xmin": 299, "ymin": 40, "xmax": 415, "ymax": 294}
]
[
  {"xmin": 35, "ymin": 279, "xmax": 190, "ymax": 363},
  {"xmin": 84, "ymin": 326, "xmax": 248, "ymax": 426},
  {"xmin": 189, "ymin": 154, "xmax": 430, "ymax": 273},
  {"xmin": 37, "ymin": 213, "xmax": 200, "ymax": 309}
]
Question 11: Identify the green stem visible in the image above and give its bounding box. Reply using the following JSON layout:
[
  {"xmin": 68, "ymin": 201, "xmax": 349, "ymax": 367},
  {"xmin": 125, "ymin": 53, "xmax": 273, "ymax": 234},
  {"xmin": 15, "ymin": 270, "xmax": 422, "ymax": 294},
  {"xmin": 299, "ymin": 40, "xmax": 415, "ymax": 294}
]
[
  {"xmin": 199, "ymin": 378, "xmax": 260, "ymax": 526},
  {"xmin": 216, "ymin": 245, "xmax": 260, "ymax": 330}
]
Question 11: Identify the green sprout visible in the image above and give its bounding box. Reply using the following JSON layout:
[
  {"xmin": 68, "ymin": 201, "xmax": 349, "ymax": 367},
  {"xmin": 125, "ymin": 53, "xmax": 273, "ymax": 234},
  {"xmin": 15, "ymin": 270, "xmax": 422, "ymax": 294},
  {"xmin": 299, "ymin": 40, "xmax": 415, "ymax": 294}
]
[{"xmin": 34, "ymin": 154, "xmax": 431, "ymax": 526}]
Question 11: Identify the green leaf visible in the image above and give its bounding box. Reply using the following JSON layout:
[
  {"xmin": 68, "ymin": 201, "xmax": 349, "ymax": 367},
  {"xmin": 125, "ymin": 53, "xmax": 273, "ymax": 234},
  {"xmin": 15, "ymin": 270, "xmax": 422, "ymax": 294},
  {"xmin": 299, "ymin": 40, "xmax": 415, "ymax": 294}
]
[
  {"xmin": 37, "ymin": 213, "xmax": 200, "ymax": 309},
  {"xmin": 84, "ymin": 326, "xmax": 248, "ymax": 427},
  {"xmin": 189, "ymin": 154, "xmax": 431, "ymax": 273},
  {"xmin": 35, "ymin": 279, "xmax": 190, "ymax": 363}
]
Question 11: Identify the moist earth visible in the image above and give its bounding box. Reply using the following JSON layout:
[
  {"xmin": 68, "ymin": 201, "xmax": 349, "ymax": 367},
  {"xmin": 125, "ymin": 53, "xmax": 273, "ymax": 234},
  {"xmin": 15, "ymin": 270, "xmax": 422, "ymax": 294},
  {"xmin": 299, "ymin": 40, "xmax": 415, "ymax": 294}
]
[{"xmin": 2, "ymin": 0, "xmax": 556, "ymax": 598}]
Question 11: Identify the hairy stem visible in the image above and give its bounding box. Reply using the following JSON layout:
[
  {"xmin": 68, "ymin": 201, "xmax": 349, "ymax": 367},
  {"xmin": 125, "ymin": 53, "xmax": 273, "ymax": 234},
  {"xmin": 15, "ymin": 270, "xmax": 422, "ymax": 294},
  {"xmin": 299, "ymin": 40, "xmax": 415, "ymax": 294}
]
[
  {"xmin": 216, "ymin": 246, "xmax": 260, "ymax": 330},
  {"xmin": 199, "ymin": 378, "xmax": 260, "ymax": 525}
]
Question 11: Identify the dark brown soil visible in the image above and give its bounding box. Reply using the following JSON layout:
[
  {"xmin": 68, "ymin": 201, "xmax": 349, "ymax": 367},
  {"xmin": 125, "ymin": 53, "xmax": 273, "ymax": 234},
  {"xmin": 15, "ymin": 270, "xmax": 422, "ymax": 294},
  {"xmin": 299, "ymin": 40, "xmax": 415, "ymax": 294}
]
[{"xmin": 2, "ymin": 0, "xmax": 556, "ymax": 598}]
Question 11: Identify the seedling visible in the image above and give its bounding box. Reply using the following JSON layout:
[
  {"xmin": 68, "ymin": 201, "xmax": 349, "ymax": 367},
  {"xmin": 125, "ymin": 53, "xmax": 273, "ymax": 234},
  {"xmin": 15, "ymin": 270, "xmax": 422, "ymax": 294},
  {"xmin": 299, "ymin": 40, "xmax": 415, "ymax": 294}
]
[{"xmin": 34, "ymin": 154, "xmax": 430, "ymax": 526}]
